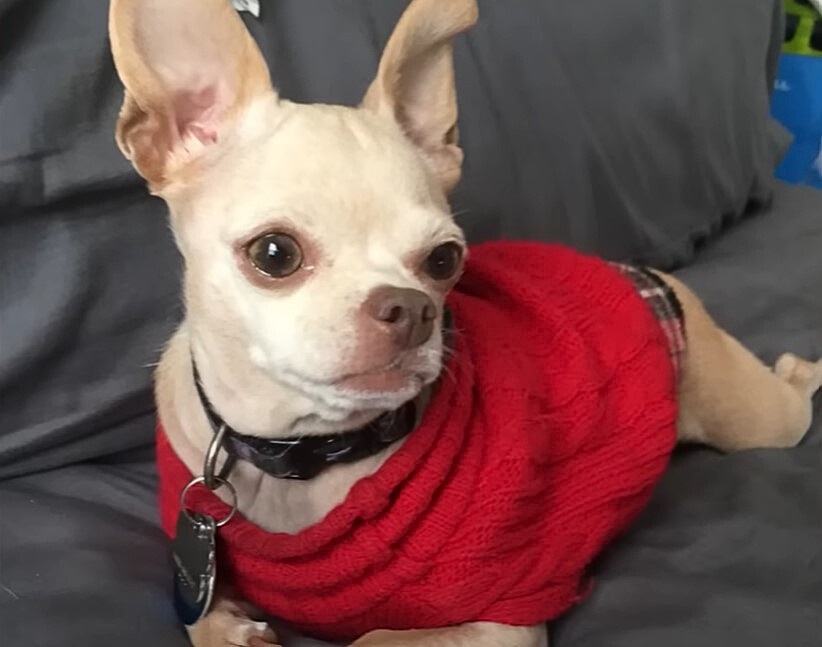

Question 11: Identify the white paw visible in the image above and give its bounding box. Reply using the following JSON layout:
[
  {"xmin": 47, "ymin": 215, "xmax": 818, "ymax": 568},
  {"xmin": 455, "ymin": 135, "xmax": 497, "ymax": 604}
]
[
  {"xmin": 775, "ymin": 353, "xmax": 822, "ymax": 394},
  {"xmin": 774, "ymin": 353, "xmax": 799, "ymax": 380},
  {"xmin": 226, "ymin": 618, "xmax": 279, "ymax": 646},
  {"xmin": 188, "ymin": 600, "xmax": 280, "ymax": 647}
]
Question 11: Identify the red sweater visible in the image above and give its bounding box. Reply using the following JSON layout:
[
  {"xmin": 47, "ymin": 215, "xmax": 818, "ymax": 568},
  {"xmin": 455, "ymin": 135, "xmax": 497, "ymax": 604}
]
[{"xmin": 157, "ymin": 242, "xmax": 678, "ymax": 641}]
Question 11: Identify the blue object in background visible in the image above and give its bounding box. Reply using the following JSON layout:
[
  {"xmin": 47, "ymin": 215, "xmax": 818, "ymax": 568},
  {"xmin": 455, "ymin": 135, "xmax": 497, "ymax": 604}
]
[
  {"xmin": 772, "ymin": 1, "xmax": 822, "ymax": 189},
  {"xmin": 772, "ymin": 53, "xmax": 822, "ymax": 189}
]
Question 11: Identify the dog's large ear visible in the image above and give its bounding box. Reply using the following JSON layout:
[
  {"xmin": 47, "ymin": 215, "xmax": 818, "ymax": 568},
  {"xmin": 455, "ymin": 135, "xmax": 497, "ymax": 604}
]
[
  {"xmin": 362, "ymin": 0, "xmax": 478, "ymax": 193},
  {"xmin": 109, "ymin": 0, "xmax": 273, "ymax": 190}
]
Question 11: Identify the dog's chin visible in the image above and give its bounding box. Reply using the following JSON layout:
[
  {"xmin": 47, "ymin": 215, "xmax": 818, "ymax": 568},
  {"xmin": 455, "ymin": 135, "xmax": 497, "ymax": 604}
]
[
  {"xmin": 281, "ymin": 358, "xmax": 441, "ymax": 419},
  {"xmin": 329, "ymin": 352, "xmax": 444, "ymax": 408},
  {"xmin": 320, "ymin": 369, "xmax": 430, "ymax": 413},
  {"xmin": 333, "ymin": 368, "xmax": 419, "ymax": 395}
]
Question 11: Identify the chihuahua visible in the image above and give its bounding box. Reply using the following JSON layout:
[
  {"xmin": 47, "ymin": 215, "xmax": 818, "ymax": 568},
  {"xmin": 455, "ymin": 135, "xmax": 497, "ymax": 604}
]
[{"xmin": 109, "ymin": 1, "xmax": 822, "ymax": 646}]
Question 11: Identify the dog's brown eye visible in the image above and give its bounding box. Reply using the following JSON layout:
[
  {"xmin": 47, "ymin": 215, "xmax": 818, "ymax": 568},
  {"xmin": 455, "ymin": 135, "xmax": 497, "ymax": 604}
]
[
  {"xmin": 247, "ymin": 233, "xmax": 303, "ymax": 278},
  {"xmin": 423, "ymin": 242, "xmax": 463, "ymax": 281}
]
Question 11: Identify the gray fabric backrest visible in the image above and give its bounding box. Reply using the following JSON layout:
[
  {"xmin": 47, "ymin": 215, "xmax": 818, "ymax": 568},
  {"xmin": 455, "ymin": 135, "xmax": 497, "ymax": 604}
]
[{"xmin": 0, "ymin": 0, "xmax": 787, "ymax": 475}]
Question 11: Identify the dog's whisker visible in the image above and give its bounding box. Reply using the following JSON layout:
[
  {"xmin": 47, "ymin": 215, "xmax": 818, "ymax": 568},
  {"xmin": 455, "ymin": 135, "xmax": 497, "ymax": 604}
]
[{"xmin": 441, "ymin": 345, "xmax": 457, "ymax": 361}]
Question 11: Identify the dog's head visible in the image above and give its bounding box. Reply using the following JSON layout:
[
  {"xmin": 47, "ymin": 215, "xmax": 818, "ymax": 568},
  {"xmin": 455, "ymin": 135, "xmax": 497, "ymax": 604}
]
[{"xmin": 109, "ymin": 0, "xmax": 478, "ymax": 424}]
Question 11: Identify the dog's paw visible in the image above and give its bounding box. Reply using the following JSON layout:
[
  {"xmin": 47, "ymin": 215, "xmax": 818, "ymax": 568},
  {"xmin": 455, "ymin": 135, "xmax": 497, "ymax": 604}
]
[
  {"xmin": 774, "ymin": 353, "xmax": 822, "ymax": 395},
  {"xmin": 188, "ymin": 599, "xmax": 280, "ymax": 647},
  {"xmin": 228, "ymin": 619, "xmax": 279, "ymax": 647}
]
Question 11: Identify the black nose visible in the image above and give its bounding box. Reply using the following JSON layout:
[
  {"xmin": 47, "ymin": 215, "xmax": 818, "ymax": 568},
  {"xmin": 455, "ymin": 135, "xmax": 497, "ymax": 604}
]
[{"xmin": 363, "ymin": 286, "xmax": 436, "ymax": 349}]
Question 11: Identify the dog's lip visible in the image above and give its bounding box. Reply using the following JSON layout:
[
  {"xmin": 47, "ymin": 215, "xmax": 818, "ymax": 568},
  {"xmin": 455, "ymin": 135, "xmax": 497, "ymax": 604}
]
[
  {"xmin": 280, "ymin": 353, "xmax": 436, "ymax": 395},
  {"xmin": 332, "ymin": 368, "xmax": 422, "ymax": 396},
  {"xmin": 280, "ymin": 361, "xmax": 412, "ymax": 390},
  {"xmin": 331, "ymin": 357, "xmax": 408, "ymax": 384}
]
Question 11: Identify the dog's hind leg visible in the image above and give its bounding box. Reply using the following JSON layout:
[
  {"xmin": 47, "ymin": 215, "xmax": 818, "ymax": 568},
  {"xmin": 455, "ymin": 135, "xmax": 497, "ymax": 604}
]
[{"xmin": 657, "ymin": 272, "xmax": 822, "ymax": 452}]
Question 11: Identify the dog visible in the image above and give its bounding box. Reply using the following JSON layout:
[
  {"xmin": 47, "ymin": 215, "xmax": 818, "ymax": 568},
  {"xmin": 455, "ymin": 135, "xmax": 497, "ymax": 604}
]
[{"xmin": 109, "ymin": 1, "xmax": 822, "ymax": 646}]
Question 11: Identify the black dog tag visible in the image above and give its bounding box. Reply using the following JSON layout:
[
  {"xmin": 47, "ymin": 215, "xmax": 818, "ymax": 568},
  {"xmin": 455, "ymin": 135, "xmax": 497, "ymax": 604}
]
[{"xmin": 172, "ymin": 511, "xmax": 217, "ymax": 626}]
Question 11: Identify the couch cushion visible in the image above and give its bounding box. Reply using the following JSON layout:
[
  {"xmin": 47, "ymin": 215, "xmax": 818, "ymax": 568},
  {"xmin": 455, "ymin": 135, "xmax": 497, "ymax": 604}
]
[
  {"xmin": 2, "ymin": 185, "xmax": 820, "ymax": 647},
  {"xmin": 445, "ymin": 0, "xmax": 789, "ymax": 265},
  {"xmin": 674, "ymin": 181, "xmax": 822, "ymax": 362},
  {"xmin": 552, "ymin": 180, "xmax": 822, "ymax": 646},
  {"xmin": 3, "ymin": 421, "xmax": 819, "ymax": 647},
  {"xmin": 0, "ymin": 447, "xmax": 186, "ymax": 647},
  {"xmin": 1, "ymin": 0, "xmax": 788, "ymax": 247},
  {"xmin": 0, "ymin": 444, "xmax": 335, "ymax": 647},
  {"xmin": 0, "ymin": 192, "xmax": 179, "ymax": 479},
  {"xmin": 0, "ymin": 0, "xmax": 791, "ymax": 467}
]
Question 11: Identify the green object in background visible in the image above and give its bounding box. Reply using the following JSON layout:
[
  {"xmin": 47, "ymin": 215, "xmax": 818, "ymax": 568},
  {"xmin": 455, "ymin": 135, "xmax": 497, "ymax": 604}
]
[
  {"xmin": 772, "ymin": 0, "xmax": 822, "ymax": 188},
  {"xmin": 783, "ymin": 0, "xmax": 822, "ymax": 57}
]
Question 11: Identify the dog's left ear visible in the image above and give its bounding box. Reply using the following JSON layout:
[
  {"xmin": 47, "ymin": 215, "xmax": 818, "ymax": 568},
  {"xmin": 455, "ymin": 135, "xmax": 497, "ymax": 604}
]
[{"xmin": 362, "ymin": 0, "xmax": 478, "ymax": 193}]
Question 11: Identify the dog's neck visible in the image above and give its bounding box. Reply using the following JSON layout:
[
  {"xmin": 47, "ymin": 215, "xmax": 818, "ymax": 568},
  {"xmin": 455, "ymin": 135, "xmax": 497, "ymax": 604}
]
[
  {"xmin": 192, "ymin": 358, "xmax": 419, "ymax": 481},
  {"xmin": 187, "ymin": 321, "xmax": 389, "ymax": 439},
  {"xmin": 157, "ymin": 324, "xmax": 408, "ymax": 534}
]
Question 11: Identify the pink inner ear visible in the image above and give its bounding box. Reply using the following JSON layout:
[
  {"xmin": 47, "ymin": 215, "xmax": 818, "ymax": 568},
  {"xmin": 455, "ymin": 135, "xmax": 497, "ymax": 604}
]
[
  {"xmin": 174, "ymin": 85, "xmax": 225, "ymax": 146},
  {"xmin": 187, "ymin": 122, "xmax": 218, "ymax": 145}
]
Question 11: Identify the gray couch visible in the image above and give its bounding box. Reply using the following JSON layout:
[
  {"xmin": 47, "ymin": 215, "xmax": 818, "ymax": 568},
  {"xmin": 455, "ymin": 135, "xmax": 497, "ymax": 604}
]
[{"xmin": 1, "ymin": 1, "xmax": 821, "ymax": 646}]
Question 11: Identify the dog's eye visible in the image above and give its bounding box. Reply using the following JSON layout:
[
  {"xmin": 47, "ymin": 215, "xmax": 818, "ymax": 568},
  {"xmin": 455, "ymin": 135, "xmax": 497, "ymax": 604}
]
[
  {"xmin": 423, "ymin": 242, "xmax": 463, "ymax": 281},
  {"xmin": 247, "ymin": 233, "xmax": 303, "ymax": 278}
]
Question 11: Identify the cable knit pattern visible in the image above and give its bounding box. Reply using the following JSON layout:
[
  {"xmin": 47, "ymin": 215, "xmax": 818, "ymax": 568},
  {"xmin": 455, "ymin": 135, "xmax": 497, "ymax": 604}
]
[{"xmin": 156, "ymin": 242, "xmax": 678, "ymax": 641}]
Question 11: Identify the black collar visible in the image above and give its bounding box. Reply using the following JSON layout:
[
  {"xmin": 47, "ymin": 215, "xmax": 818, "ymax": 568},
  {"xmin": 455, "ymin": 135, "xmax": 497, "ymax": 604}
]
[
  {"xmin": 192, "ymin": 362, "xmax": 419, "ymax": 481},
  {"xmin": 192, "ymin": 310, "xmax": 453, "ymax": 481}
]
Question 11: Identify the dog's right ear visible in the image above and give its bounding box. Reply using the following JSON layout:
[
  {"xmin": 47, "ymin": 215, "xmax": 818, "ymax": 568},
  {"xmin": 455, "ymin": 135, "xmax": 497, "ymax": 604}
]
[{"xmin": 109, "ymin": 0, "xmax": 273, "ymax": 191}]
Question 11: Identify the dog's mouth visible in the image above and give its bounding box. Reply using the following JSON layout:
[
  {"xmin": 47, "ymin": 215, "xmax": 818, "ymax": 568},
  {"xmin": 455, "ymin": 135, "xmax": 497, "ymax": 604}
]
[
  {"xmin": 331, "ymin": 353, "xmax": 434, "ymax": 394},
  {"xmin": 270, "ymin": 327, "xmax": 449, "ymax": 415},
  {"xmin": 334, "ymin": 367, "xmax": 420, "ymax": 394},
  {"xmin": 278, "ymin": 351, "xmax": 438, "ymax": 404}
]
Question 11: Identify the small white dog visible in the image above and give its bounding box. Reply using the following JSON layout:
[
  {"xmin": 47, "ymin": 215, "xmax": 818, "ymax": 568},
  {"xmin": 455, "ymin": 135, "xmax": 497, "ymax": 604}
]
[{"xmin": 109, "ymin": 1, "xmax": 822, "ymax": 646}]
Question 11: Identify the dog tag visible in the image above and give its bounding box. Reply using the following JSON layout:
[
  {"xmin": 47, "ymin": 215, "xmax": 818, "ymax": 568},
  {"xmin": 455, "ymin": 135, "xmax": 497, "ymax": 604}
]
[{"xmin": 172, "ymin": 511, "xmax": 217, "ymax": 626}]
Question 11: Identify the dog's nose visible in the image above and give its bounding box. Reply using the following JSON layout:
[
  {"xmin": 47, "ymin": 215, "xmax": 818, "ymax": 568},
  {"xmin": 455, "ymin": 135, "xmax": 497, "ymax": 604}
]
[{"xmin": 363, "ymin": 286, "xmax": 436, "ymax": 349}]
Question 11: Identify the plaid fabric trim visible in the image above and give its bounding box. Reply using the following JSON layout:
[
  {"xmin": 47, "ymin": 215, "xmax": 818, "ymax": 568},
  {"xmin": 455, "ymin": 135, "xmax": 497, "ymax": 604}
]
[{"xmin": 610, "ymin": 263, "xmax": 687, "ymax": 379}]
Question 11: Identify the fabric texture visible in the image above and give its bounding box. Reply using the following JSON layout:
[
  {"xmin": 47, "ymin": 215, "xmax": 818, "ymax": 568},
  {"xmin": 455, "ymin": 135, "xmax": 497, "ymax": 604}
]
[
  {"xmin": 610, "ymin": 264, "xmax": 687, "ymax": 379},
  {"xmin": 2, "ymin": 0, "xmax": 821, "ymax": 646},
  {"xmin": 3, "ymin": 183, "xmax": 822, "ymax": 647},
  {"xmin": 0, "ymin": 0, "xmax": 787, "ymax": 473},
  {"xmin": 444, "ymin": 0, "xmax": 789, "ymax": 265},
  {"xmin": 157, "ymin": 243, "xmax": 678, "ymax": 641}
]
